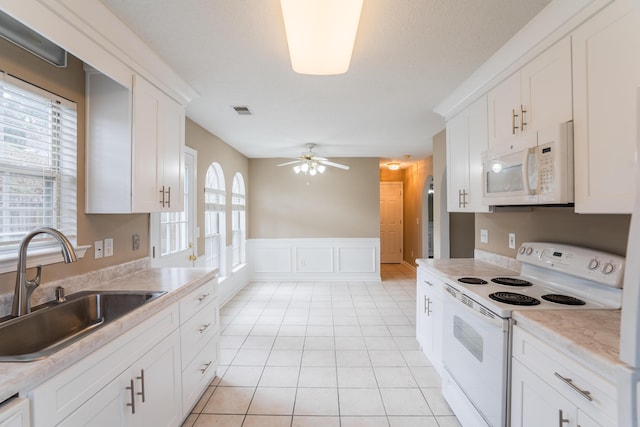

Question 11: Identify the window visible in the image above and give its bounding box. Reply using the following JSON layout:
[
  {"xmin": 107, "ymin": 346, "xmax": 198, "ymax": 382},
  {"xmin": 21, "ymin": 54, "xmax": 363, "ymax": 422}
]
[
  {"xmin": 204, "ymin": 163, "xmax": 225, "ymax": 272},
  {"xmin": 0, "ymin": 74, "xmax": 77, "ymax": 253},
  {"xmin": 231, "ymin": 173, "xmax": 245, "ymax": 267}
]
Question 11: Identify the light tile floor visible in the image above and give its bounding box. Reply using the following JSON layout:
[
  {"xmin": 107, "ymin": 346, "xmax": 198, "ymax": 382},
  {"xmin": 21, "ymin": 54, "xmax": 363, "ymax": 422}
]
[{"xmin": 182, "ymin": 264, "xmax": 461, "ymax": 427}]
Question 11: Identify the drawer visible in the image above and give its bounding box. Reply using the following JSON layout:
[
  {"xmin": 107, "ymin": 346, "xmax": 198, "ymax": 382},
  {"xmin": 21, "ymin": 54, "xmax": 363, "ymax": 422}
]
[
  {"xmin": 181, "ymin": 297, "xmax": 219, "ymax": 368},
  {"xmin": 179, "ymin": 280, "xmax": 216, "ymax": 324},
  {"xmin": 182, "ymin": 334, "xmax": 219, "ymax": 415},
  {"xmin": 512, "ymin": 326, "xmax": 616, "ymax": 424}
]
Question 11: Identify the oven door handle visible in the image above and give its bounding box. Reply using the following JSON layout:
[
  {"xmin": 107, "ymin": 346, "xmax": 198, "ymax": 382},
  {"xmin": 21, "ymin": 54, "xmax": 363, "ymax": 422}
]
[
  {"xmin": 522, "ymin": 147, "xmax": 536, "ymax": 195},
  {"xmin": 444, "ymin": 287, "xmax": 509, "ymax": 330}
]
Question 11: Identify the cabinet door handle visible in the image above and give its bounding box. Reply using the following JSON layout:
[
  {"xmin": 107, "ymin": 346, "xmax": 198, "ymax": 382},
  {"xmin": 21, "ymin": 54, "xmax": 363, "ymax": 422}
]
[
  {"xmin": 426, "ymin": 297, "xmax": 432, "ymax": 316},
  {"xmin": 166, "ymin": 186, "xmax": 171, "ymax": 208},
  {"xmin": 558, "ymin": 409, "xmax": 569, "ymax": 425},
  {"xmin": 424, "ymin": 295, "xmax": 428, "ymax": 314},
  {"xmin": 424, "ymin": 280, "xmax": 433, "ymax": 287},
  {"xmin": 198, "ymin": 323, "xmax": 212, "ymax": 334},
  {"xmin": 520, "ymin": 105, "xmax": 527, "ymax": 131},
  {"xmin": 197, "ymin": 293, "xmax": 210, "ymax": 302},
  {"xmin": 159, "ymin": 185, "xmax": 166, "ymax": 207},
  {"xmin": 200, "ymin": 360, "xmax": 213, "ymax": 374},
  {"xmin": 554, "ymin": 372, "xmax": 593, "ymax": 401},
  {"xmin": 136, "ymin": 369, "xmax": 146, "ymax": 403},
  {"xmin": 512, "ymin": 109, "xmax": 519, "ymax": 134},
  {"xmin": 126, "ymin": 379, "xmax": 136, "ymax": 414}
]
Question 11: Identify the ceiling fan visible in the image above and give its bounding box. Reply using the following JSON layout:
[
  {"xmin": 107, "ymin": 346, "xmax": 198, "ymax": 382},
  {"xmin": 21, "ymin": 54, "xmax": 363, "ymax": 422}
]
[{"xmin": 277, "ymin": 144, "xmax": 350, "ymax": 176}]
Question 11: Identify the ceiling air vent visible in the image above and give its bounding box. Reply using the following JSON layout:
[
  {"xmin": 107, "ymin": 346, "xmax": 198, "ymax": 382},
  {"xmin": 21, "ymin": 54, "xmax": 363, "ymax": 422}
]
[{"xmin": 232, "ymin": 106, "xmax": 252, "ymax": 116}]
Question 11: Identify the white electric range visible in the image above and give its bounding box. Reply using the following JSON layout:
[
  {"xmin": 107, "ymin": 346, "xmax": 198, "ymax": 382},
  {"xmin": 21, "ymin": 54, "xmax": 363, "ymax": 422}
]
[{"xmin": 440, "ymin": 242, "xmax": 624, "ymax": 427}]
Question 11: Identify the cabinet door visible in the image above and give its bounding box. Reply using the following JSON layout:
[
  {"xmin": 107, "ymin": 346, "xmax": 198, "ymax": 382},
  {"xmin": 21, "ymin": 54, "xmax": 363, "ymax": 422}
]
[
  {"xmin": 135, "ymin": 329, "xmax": 183, "ymax": 427},
  {"xmin": 157, "ymin": 96, "xmax": 185, "ymax": 212},
  {"xmin": 572, "ymin": 0, "xmax": 640, "ymax": 213},
  {"xmin": 511, "ymin": 359, "xmax": 576, "ymax": 427},
  {"xmin": 446, "ymin": 111, "xmax": 470, "ymax": 212},
  {"xmin": 58, "ymin": 370, "xmax": 133, "ymax": 427},
  {"xmin": 466, "ymin": 97, "xmax": 490, "ymax": 212},
  {"xmin": 132, "ymin": 75, "xmax": 161, "ymax": 213},
  {"xmin": 577, "ymin": 410, "xmax": 603, "ymax": 427},
  {"xmin": 415, "ymin": 280, "xmax": 431, "ymax": 351},
  {"xmin": 487, "ymin": 72, "xmax": 522, "ymax": 146},
  {"xmin": 0, "ymin": 398, "xmax": 30, "ymax": 427}
]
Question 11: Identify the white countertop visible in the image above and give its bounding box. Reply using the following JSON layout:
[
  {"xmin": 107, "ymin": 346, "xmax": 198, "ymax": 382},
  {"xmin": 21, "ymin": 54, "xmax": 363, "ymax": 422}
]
[
  {"xmin": 513, "ymin": 309, "xmax": 621, "ymax": 378},
  {"xmin": 0, "ymin": 267, "xmax": 216, "ymax": 403},
  {"xmin": 416, "ymin": 257, "xmax": 520, "ymax": 279}
]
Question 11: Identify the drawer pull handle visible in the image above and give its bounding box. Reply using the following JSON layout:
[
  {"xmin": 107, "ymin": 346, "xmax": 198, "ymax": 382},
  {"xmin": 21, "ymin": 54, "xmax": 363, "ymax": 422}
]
[
  {"xmin": 554, "ymin": 372, "xmax": 593, "ymax": 401},
  {"xmin": 198, "ymin": 323, "xmax": 212, "ymax": 333},
  {"xmin": 558, "ymin": 409, "xmax": 569, "ymax": 425},
  {"xmin": 136, "ymin": 369, "xmax": 146, "ymax": 403},
  {"xmin": 126, "ymin": 379, "xmax": 136, "ymax": 414},
  {"xmin": 424, "ymin": 280, "xmax": 433, "ymax": 287},
  {"xmin": 200, "ymin": 360, "xmax": 213, "ymax": 374},
  {"xmin": 197, "ymin": 293, "xmax": 210, "ymax": 302}
]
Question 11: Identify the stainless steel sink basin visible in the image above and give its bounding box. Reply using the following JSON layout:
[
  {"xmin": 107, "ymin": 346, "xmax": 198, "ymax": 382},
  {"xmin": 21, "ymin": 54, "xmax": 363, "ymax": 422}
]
[{"xmin": 0, "ymin": 290, "xmax": 166, "ymax": 362}]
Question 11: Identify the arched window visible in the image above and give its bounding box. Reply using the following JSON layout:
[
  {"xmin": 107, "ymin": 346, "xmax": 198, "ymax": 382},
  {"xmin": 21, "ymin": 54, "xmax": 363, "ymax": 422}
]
[
  {"xmin": 204, "ymin": 163, "xmax": 225, "ymax": 273},
  {"xmin": 231, "ymin": 173, "xmax": 246, "ymax": 267}
]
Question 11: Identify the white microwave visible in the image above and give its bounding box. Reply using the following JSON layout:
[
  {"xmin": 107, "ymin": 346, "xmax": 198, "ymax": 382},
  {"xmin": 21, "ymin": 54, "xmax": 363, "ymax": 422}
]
[{"xmin": 481, "ymin": 121, "xmax": 574, "ymax": 206}]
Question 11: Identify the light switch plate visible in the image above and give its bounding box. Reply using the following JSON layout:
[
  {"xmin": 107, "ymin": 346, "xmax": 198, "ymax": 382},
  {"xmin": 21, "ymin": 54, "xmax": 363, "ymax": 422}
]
[
  {"xmin": 509, "ymin": 233, "xmax": 516, "ymax": 249},
  {"xmin": 104, "ymin": 238, "xmax": 113, "ymax": 257},
  {"xmin": 480, "ymin": 229, "xmax": 488, "ymax": 244}
]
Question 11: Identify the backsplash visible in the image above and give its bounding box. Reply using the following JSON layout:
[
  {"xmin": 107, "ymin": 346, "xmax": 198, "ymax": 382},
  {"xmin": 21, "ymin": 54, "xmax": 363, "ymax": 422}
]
[{"xmin": 475, "ymin": 207, "xmax": 631, "ymax": 258}]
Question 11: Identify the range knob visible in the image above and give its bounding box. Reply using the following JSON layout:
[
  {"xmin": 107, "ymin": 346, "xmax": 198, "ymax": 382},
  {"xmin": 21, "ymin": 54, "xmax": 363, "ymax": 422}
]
[
  {"xmin": 519, "ymin": 247, "xmax": 526, "ymax": 255},
  {"xmin": 525, "ymin": 247, "xmax": 533, "ymax": 256},
  {"xmin": 602, "ymin": 263, "xmax": 615, "ymax": 275},
  {"xmin": 588, "ymin": 259, "xmax": 600, "ymax": 270}
]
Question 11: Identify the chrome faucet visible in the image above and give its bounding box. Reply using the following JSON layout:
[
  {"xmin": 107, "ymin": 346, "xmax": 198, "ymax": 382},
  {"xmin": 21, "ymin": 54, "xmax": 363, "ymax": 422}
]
[{"xmin": 12, "ymin": 227, "xmax": 78, "ymax": 317}]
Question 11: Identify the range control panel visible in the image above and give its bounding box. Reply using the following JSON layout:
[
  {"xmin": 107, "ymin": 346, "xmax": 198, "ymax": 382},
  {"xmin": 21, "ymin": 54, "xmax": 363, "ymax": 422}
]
[{"xmin": 517, "ymin": 242, "xmax": 625, "ymax": 288}]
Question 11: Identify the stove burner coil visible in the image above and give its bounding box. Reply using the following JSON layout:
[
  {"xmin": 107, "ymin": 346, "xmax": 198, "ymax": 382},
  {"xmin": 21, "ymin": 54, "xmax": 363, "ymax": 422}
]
[
  {"xmin": 457, "ymin": 277, "xmax": 488, "ymax": 285},
  {"xmin": 541, "ymin": 294, "xmax": 586, "ymax": 306},
  {"xmin": 491, "ymin": 277, "xmax": 533, "ymax": 287},
  {"xmin": 489, "ymin": 291, "xmax": 541, "ymax": 306}
]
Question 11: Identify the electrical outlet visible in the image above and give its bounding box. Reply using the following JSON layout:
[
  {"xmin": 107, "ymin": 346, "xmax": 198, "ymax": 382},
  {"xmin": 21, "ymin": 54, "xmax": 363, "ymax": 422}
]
[
  {"xmin": 104, "ymin": 238, "xmax": 113, "ymax": 257},
  {"xmin": 480, "ymin": 229, "xmax": 488, "ymax": 244},
  {"xmin": 94, "ymin": 240, "xmax": 103, "ymax": 259},
  {"xmin": 132, "ymin": 234, "xmax": 140, "ymax": 251},
  {"xmin": 509, "ymin": 233, "xmax": 516, "ymax": 249}
]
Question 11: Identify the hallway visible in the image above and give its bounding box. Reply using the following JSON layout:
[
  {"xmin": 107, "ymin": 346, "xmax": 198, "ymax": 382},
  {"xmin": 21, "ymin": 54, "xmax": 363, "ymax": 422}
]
[{"xmin": 182, "ymin": 264, "xmax": 460, "ymax": 427}]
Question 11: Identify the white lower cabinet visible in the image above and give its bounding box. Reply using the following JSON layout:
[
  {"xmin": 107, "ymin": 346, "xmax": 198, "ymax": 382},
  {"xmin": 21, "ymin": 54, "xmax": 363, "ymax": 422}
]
[
  {"xmin": 511, "ymin": 326, "xmax": 615, "ymax": 427},
  {"xmin": 416, "ymin": 266, "xmax": 444, "ymax": 375},
  {"xmin": 26, "ymin": 278, "xmax": 219, "ymax": 427},
  {"xmin": 59, "ymin": 329, "xmax": 182, "ymax": 427},
  {"xmin": 0, "ymin": 398, "xmax": 29, "ymax": 427}
]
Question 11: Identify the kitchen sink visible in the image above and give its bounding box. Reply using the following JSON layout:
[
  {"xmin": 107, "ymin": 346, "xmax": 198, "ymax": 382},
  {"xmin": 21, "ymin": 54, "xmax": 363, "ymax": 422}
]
[{"xmin": 0, "ymin": 290, "xmax": 166, "ymax": 362}]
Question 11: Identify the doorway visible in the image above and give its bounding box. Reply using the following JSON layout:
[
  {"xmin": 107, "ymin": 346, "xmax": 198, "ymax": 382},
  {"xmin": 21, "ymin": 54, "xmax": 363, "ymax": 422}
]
[
  {"xmin": 422, "ymin": 176, "xmax": 434, "ymax": 258},
  {"xmin": 380, "ymin": 181, "xmax": 403, "ymax": 263}
]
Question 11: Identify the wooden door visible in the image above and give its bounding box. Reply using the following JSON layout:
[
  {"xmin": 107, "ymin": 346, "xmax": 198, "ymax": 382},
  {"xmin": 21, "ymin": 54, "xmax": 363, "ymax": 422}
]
[{"xmin": 380, "ymin": 182, "xmax": 403, "ymax": 263}]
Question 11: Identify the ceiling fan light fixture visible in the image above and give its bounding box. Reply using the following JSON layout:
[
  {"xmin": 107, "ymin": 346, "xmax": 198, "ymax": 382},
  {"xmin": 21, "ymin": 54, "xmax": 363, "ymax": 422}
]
[
  {"xmin": 280, "ymin": 0, "xmax": 363, "ymax": 75},
  {"xmin": 387, "ymin": 162, "xmax": 400, "ymax": 171},
  {"xmin": 317, "ymin": 164, "xmax": 326, "ymax": 174},
  {"xmin": 294, "ymin": 165, "xmax": 302, "ymax": 174}
]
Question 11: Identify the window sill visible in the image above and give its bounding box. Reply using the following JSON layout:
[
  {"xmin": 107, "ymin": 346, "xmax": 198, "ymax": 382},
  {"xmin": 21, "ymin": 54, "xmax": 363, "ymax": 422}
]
[{"xmin": 0, "ymin": 245, "xmax": 90, "ymax": 274}]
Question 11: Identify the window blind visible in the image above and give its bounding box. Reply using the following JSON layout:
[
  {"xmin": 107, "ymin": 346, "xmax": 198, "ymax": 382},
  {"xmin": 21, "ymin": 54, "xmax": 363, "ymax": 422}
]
[{"xmin": 0, "ymin": 73, "xmax": 77, "ymax": 252}]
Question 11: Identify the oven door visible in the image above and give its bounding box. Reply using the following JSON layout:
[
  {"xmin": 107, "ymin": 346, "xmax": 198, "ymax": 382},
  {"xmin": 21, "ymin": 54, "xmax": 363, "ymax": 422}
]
[{"xmin": 442, "ymin": 287, "xmax": 510, "ymax": 427}]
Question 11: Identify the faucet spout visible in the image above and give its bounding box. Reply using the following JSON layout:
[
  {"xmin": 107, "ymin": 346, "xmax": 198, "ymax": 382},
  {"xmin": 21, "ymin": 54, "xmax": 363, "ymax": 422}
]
[{"xmin": 12, "ymin": 227, "xmax": 78, "ymax": 317}]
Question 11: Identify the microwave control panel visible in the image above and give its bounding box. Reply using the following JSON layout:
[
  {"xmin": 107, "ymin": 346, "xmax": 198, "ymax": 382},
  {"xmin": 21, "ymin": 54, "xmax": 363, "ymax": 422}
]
[{"xmin": 537, "ymin": 142, "xmax": 554, "ymax": 194}]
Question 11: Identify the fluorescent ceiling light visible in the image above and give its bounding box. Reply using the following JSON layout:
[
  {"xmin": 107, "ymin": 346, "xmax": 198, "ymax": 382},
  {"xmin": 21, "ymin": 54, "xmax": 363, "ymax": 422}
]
[{"xmin": 280, "ymin": 0, "xmax": 363, "ymax": 75}]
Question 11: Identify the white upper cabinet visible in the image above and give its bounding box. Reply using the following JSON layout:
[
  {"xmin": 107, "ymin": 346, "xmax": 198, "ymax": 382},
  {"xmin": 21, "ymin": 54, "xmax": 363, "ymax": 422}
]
[
  {"xmin": 488, "ymin": 37, "xmax": 573, "ymax": 148},
  {"xmin": 131, "ymin": 75, "xmax": 185, "ymax": 213},
  {"xmin": 86, "ymin": 72, "xmax": 185, "ymax": 214},
  {"xmin": 446, "ymin": 96, "xmax": 491, "ymax": 213},
  {"xmin": 572, "ymin": 0, "xmax": 640, "ymax": 213}
]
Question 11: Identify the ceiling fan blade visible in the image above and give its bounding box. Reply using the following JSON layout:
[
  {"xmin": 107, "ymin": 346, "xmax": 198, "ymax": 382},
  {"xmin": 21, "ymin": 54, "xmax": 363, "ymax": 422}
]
[
  {"xmin": 276, "ymin": 160, "xmax": 302, "ymax": 167},
  {"xmin": 318, "ymin": 159, "xmax": 350, "ymax": 170},
  {"xmin": 309, "ymin": 155, "xmax": 328, "ymax": 161}
]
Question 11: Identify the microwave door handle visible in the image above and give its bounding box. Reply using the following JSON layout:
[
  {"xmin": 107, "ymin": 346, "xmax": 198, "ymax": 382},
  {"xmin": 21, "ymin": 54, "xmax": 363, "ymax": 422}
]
[{"xmin": 522, "ymin": 147, "xmax": 536, "ymax": 195}]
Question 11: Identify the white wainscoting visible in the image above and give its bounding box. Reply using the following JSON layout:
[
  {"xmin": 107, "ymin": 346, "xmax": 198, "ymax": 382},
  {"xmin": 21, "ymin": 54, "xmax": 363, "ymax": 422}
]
[{"xmin": 248, "ymin": 238, "xmax": 381, "ymax": 281}]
